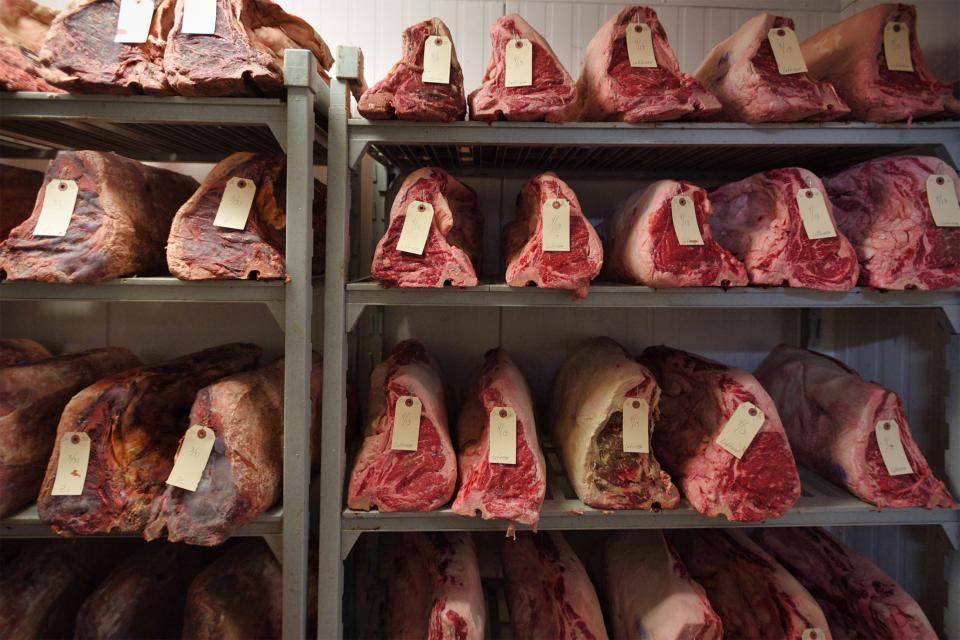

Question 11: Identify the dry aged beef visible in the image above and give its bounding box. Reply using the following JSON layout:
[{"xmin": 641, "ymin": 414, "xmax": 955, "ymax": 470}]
[
  {"xmin": 693, "ymin": 14, "xmax": 849, "ymax": 122},
  {"xmin": 348, "ymin": 340, "xmax": 456, "ymax": 512},
  {"xmin": 167, "ymin": 152, "xmax": 326, "ymax": 281},
  {"xmin": 503, "ymin": 172, "xmax": 603, "ymax": 298},
  {"xmin": 0, "ymin": 165, "xmax": 43, "ymax": 239},
  {"xmin": 0, "ymin": 347, "xmax": 140, "ymax": 520},
  {"xmin": 0, "ymin": 0, "xmax": 60, "ymax": 92},
  {"xmin": 358, "ymin": 18, "xmax": 465, "ymax": 122},
  {"xmin": 469, "ymin": 13, "xmax": 576, "ymax": 122},
  {"xmin": 385, "ymin": 533, "xmax": 485, "ymax": 640},
  {"xmin": 709, "ymin": 168, "xmax": 859, "ymax": 290},
  {"xmin": 670, "ymin": 529, "xmax": 832, "ymax": 640},
  {"xmin": 605, "ymin": 180, "xmax": 748, "ymax": 288},
  {"xmin": 824, "ymin": 155, "xmax": 960, "ymax": 290},
  {"xmin": 452, "ymin": 349, "xmax": 546, "ymax": 528},
  {"xmin": 36, "ymin": 343, "xmax": 260, "ymax": 535},
  {"xmin": 164, "ymin": 0, "xmax": 333, "ymax": 97},
  {"xmin": 371, "ymin": 168, "xmax": 481, "ymax": 288},
  {"xmin": 755, "ymin": 527, "xmax": 937, "ymax": 640},
  {"xmin": 572, "ymin": 6, "xmax": 719, "ymax": 122},
  {"xmin": 549, "ymin": 337, "xmax": 679, "ymax": 510},
  {"xmin": 183, "ymin": 539, "xmax": 281, "ymax": 640},
  {"xmin": 0, "ymin": 151, "xmax": 198, "ymax": 283},
  {"xmin": 605, "ymin": 531, "xmax": 722, "ymax": 640},
  {"xmin": 802, "ymin": 3, "xmax": 959, "ymax": 122},
  {"xmin": 756, "ymin": 345, "xmax": 956, "ymax": 509},
  {"xmin": 642, "ymin": 346, "xmax": 800, "ymax": 521},
  {"xmin": 0, "ymin": 337, "xmax": 50, "ymax": 366}
]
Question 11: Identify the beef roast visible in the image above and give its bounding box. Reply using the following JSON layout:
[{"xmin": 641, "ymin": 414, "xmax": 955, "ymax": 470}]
[
  {"xmin": 605, "ymin": 179, "xmax": 748, "ymax": 288},
  {"xmin": 824, "ymin": 155, "xmax": 960, "ymax": 290},
  {"xmin": 358, "ymin": 18, "xmax": 465, "ymax": 122},
  {"xmin": 693, "ymin": 14, "xmax": 849, "ymax": 122},
  {"xmin": 0, "ymin": 337, "xmax": 50, "ymax": 366},
  {"xmin": 503, "ymin": 532, "xmax": 608, "ymax": 639},
  {"xmin": 549, "ymin": 337, "xmax": 679, "ymax": 510},
  {"xmin": 0, "ymin": 151, "xmax": 198, "ymax": 283},
  {"xmin": 0, "ymin": 0, "xmax": 61, "ymax": 92},
  {"xmin": 37, "ymin": 343, "xmax": 260, "ymax": 535},
  {"xmin": 756, "ymin": 344, "xmax": 956, "ymax": 509},
  {"xmin": 605, "ymin": 530, "xmax": 722, "ymax": 640},
  {"xmin": 469, "ymin": 13, "xmax": 576, "ymax": 122},
  {"xmin": 0, "ymin": 165, "xmax": 43, "ymax": 240},
  {"xmin": 371, "ymin": 168, "xmax": 481, "ymax": 288},
  {"xmin": 452, "ymin": 349, "xmax": 546, "ymax": 528},
  {"xmin": 0, "ymin": 347, "xmax": 140, "ymax": 520},
  {"xmin": 709, "ymin": 167, "xmax": 860, "ymax": 290},
  {"xmin": 348, "ymin": 340, "xmax": 456, "ymax": 512}
]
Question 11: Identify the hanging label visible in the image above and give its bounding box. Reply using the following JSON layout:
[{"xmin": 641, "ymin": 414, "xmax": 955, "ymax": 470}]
[
  {"xmin": 166, "ymin": 425, "xmax": 216, "ymax": 491},
  {"xmin": 883, "ymin": 22, "xmax": 913, "ymax": 72},
  {"xmin": 115, "ymin": 0, "xmax": 155, "ymax": 43},
  {"xmin": 181, "ymin": 0, "xmax": 217, "ymax": 34},
  {"xmin": 671, "ymin": 195, "xmax": 704, "ymax": 246},
  {"xmin": 542, "ymin": 198, "xmax": 570, "ymax": 252},
  {"xmin": 626, "ymin": 23, "xmax": 657, "ymax": 68},
  {"xmin": 796, "ymin": 188, "xmax": 837, "ymax": 240},
  {"xmin": 390, "ymin": 396, "xmax": 422, "ymax": 451},
  {"xmin": 396, "ymin": 201, "xmax": 434, "ymax": 255},
  {"xmin": 622, "ymin": 398, "xmax": 650, "ymax": 454},
  {"xmin": 767, "ymin": 27, "xmax": 807, "ymax": 75},
  {"xmin": 33, "ymin": 179, "xmax": 78, "ymax": 237},
  {"xmin": 505, "ymin": 38, "xmax": 532, "ymax": 87},
  {"xmin": 422, "ymin": 35, "xmax": 452, "ymax": 84},
  {"xmin": 875, "ymin": 420, "xmax": 913, "ymax": 476},
  {"xmin": 489, "ymin": 407, "xmax": 517, "ymax": 465},
  {"xmin": 926, "ymin": 174, "xmax": 960, "ymax": 227},
  {"xmin": 212, "ymin": 177, "xmax": 256, "ymax": 230},
  {"xmin": 716, "ymin": 402, "xmax": 765, "ymax": 459},
  {"xmin": 802, "ymin": 630, "xmax": 826, "ymax": 640},
  {"xmin": 51, "ymin": 432, "xmax": 91, "ymax": 496}
]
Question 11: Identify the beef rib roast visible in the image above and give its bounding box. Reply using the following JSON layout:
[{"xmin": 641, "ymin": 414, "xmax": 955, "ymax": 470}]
[
  {"xmin": 0, "ymin": 337, "xmax": 50, "ymax": 367},
  {"xmin": 0, "ymin": 165, "xmax": 44, "ymax": 240}
]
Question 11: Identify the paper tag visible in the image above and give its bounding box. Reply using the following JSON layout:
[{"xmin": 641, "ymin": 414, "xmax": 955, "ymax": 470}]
[
  {"xmin": 622, "ymin": 398, "xmax": 650, "ymax": 454},
  {"xmin": 875, "ymin": 420, "xmax": 913, "ymax": 476},
  {"xmin": 716, "ymin": 402, "xmax": 765, "ymax": 459},
  {"xmin": 489, "ymin": 407, "xmax": 517, "ymax": 465},
  {"xmin": 33, "ymin": 179, "xmax": 78, "ymax": 237},
  {"xmin": 115, "ymin": 0, "xmax": 155, "ymax": 43},
  {"xmin": 626, "ymin": 23, "xmax": 657, "ymax": 68},
  {"xmin": 671, "ymin": 195, "xmax": 704, "ymax": 246},
  {"xmin": 51, "ymin": 432, "xmax": 90, "ymax": 496},
  {"xmin": 396, "ymin": 201, "xmax": 434, "ymax": 255},
  {"xmin": 802, "ymin": 630, "xmax": 827, "ymax": 640},
  {"xmin": 390, "ymin": 396, "xmax": 422, "ymax": 451},
  {"xmin": 181, "ymin": 0, "xmax": 217, "ymax": 34},
  {"xmin": 796, "ymin": 188, "xmax": 837, "ymax": 240},
  {"xmin": 166, "ymin": 425, "xmax": 216, "ymax": 491},
  {"xmin": 505, "ymin": 38, "xmax": 532, "ymax": 88},
  {"xmin": 767, "ymin": 27, "xmax": 807, "ymax": 75},
  {"xmin": 542, "ymin": 198, "xmax": 570, "ymax": 252},
  {"xmin": 883, "ymin": 22, "xmax": 913, "ymax": 72},
  {"xmin": 422, "ymin": 35, "xmax": 452, "ymax": 84},
  {"xmin": 212, "ymin": 177, "xmax": 256, "ymax": 230},
  {"xmin": 926, "ymin": 175, "xmax": 960, "ymax": 227}
]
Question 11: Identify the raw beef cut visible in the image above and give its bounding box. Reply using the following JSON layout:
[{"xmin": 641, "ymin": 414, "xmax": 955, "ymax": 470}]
[
  {"xmin": 549, "ymin": 337, "xmax": 679, "ymax": 510},
  {"xmin": 802, "ymin": 4, "xmax": 959, "ymax": 122},
  {"xmin": 0, "ymin": 39, "xmax": 59, "ymax": 91},
  {"xmin": 756, "ymin": 344, "xmax": 956, "ymax": 509},
  {"xmin": 0, "ymin": 165, "xmax": 43, "ymax": 240},
  {"xmin": 348, "ymin": 340, "xmax": 456, "ymax": 512},
  {"xmin": 358, "ymin": 18, "xmax": 466, "ymax": 122},
  {"xmin": 642, "ymin": 346, "xmax": 800, "ymax": 521},
  {"xmin": 503, "ymin": 172, "xmax": 603, "ymax": 298},
  {"xmin": 572, "ymin": 6, "xmax": 720, "ymax": 122},
  {"xmin": 36, "ymin": 343, "xmax": 260, "ymax": 536},
  {"xmin": 183, "ymin": 539, "xmax": 281, "ymax": 640},
  {"xmin": 469, "ymin": 13, "xmax": 576, "ymax": 122},
  {"xmin": 755, "ymin": 527, "xmax": 937, "ymax": 640},
  {"xmin": 0, "ymin": 0, "xmax": 61, "ymax": 92},
  {"xmin": 385, "ymin": 532, "xmax": 485, "ymax": 640},
  {"xmin": 371, "ymin": 168, "xmax": 481, "ymax": 288},
  {"xmin": 824, "ymin": 155, "xmax": 960, "ymax": 290},
  {"xmin": 0, "ymin": 151, "xmax": 198, "ymax": 283},
  {"xmin": 452, "ymin": 349, "xmax": 546, "ymax": 528},
  {"xmin": 693, "ymin": 14, "xmax": 849, "ymax": 122},
  {"xmin": 164, "ymin": 0, "xmax": 333, "ymax": 97},
  {"xmin": 605, "ymin": 180, "xmax": 748, "ymax": 288},
  {"xmin": 0, "ymin": 337, "xmax": 49, "ymax": 366},
  {"xmin": 503, "ymin": 532, "xmax": 607, "ymax": 639},
  {"xmin": 709, "ymin": 167, "xmax": 859, "ymax": 290},
  {"xmin": 167, "ymin": 152, "xmax": 326, "ymax": 281},
  {"xmin": 0, "ymin": 347, "xmax": 140, "ymax": 520},
  {"xmin": 604, "ymin": 530, "xmax": 722, "ymax": 640},
  {"xmin": 670, "ymin": 529, "xmax": 832, "ymax": 640}
]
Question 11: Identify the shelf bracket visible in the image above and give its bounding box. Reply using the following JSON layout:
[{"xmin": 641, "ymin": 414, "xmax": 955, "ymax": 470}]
[
  {"xmin": 264, "ymin": 533, "xmax": 283, "ymax": 561},
  {"xmin": 341, "ymin": 531, "xmax": 362, "ymax": 561},
  {"xmin": 800, "ymin": 309, "xmax": 823, "ymax": 349},
  {"xmin": 347, "ymin": 303, "xmax": 366, "ymax": 332},
  {"xmin": 349, "ymin": 140, "xmax": 371, "ymax": 172},
  {"xmin": 268, "ymin": 121, "xmax": 288, "ymax": 153},
  {"xmin": 266, "ymin": 300, "xmax": 285, "ymax": 329}
]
